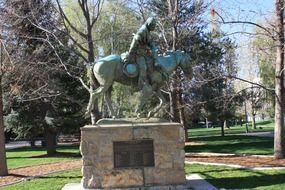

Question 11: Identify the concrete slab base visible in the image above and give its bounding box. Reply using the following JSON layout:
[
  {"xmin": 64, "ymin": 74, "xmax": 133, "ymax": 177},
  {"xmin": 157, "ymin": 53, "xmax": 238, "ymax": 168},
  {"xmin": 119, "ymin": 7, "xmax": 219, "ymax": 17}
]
[
  {"xmin": 186, "ymin": 174, "xmax": 217, "ymax": 190},
  {"xmin": 62, "ymin": 174, "xmax": 217, "ymax": 190},
  {"xmin": 62, "ymin": 183, "xmax": 187, "ymax": 190}
]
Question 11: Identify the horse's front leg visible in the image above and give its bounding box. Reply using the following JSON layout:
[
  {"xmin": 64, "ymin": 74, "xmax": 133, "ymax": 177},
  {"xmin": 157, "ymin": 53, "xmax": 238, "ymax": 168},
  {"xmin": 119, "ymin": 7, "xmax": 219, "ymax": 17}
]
[
  {"xmin": 136, "ymin": 84, "xmax": 153, "ymax": 118},
  {"xmin": 147, "ymin": 90, "xmax": 166, "ymax": 118},
  {"xmin": 104, "ymin": 87, "xmax": 116, "ymax": 118}
]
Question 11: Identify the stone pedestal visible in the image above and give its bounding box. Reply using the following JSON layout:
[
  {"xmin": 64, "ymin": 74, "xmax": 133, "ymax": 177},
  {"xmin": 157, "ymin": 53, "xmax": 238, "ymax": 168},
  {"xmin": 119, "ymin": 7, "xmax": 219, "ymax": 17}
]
[{"xmin": 80, "ymin": 122, "xmax": 185, "ymax": 189}]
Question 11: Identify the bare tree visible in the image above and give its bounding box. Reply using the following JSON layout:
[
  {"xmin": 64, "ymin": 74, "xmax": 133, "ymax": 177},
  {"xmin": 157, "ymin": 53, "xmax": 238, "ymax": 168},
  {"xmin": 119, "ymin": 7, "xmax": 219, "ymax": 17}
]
[
  {"xmin": 214, "ymin": 0, "xmax": 285, "ymax": 159},
  {"xmin": 0, "ymin": 39, "xmax": 8, "ymax": 176},
  {"xmin": 55, "ymin": 0, "xmax": 104, "ymax": 124},
  {"xmin": 167, "ymin": 0, "xmax": 181, "ymax": 124},
  {"xmin": 145, "ymin": 0, "xmax": 208, "ymax": 140}
]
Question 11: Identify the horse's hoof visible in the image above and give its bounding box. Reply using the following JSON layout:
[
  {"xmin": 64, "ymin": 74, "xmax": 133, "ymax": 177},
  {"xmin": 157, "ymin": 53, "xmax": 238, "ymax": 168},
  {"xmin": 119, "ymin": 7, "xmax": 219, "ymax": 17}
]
[
  {"xmin": 136, "ymin": 113, "xmax": 142, "ymax": 119},
  {"xmin": 147, "ymin": 111, "xmax": 153, "ymax": 118}
]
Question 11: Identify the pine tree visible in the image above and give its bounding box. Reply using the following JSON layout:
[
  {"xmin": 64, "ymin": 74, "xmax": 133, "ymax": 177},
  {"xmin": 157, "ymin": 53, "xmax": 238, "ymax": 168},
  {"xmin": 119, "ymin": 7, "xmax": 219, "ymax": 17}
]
[{"xmin": 3, "ymin": 0, "xmax": 87, "ymax": 155}]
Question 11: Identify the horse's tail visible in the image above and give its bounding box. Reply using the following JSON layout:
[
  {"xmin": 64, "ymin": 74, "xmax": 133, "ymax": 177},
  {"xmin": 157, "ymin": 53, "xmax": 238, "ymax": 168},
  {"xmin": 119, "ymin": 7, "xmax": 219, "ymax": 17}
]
[{"xmin": 88, "ymin": 63, "xmax": 99, "ymax": 87}]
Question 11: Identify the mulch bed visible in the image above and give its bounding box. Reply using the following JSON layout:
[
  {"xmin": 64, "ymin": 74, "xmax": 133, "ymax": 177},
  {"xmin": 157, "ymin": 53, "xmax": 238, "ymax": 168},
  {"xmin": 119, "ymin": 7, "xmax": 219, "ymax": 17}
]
[
  {"xmin": 2, "ymin": 154, "xmax": 285, "ymax": 187},
  {"xmin": 185, "ymin": 153, "xmax": 285, "ymax": 168},
  {"xmin": 0, "ymin": 160, "xmax": 81, "ymax": 187}
]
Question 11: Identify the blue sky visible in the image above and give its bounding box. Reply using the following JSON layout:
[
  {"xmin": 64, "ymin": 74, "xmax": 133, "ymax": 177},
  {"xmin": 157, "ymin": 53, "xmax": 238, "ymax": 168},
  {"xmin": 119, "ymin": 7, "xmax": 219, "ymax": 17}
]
[
  {"xmin": 210, "ymin": 0, "xmax": 274, "ymax": 36},
  {"xmin": 208, "ymin": 0, "xmax": 275, "ymax": 83}
]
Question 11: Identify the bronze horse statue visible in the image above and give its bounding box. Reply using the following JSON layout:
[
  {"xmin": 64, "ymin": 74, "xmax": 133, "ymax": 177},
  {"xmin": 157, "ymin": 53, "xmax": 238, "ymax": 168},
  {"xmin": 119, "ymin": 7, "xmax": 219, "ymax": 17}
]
[{"xmin": 85, "ymin": 50, "xmax": 193, "ymax": 118}]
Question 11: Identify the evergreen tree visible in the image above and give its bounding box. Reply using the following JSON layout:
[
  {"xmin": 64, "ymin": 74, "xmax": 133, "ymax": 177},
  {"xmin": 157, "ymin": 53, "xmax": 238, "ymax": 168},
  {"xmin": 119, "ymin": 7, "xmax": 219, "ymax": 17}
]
[{"xmin": 3, "ymin": 0, "xmax": 87, "ymax": 155}]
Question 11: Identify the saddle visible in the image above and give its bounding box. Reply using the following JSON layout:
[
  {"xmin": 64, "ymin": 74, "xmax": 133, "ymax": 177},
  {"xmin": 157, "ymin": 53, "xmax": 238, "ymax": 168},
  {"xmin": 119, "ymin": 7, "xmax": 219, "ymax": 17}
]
[{"xmin": 121, "ymin": 53, "xmax": 167, "ymax": 79}]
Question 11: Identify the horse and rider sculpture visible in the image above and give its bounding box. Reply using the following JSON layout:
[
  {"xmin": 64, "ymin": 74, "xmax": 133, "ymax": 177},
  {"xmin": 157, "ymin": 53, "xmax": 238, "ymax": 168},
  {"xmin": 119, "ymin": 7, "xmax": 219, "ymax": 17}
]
[{"xmin": 85, "ymin": 17, "xmax": 193, "ymax": 118}]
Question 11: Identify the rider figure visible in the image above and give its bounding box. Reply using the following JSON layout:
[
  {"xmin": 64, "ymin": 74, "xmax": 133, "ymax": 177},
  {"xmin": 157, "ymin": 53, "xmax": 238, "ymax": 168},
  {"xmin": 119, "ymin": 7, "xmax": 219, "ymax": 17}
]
[{"xmin": 124, "ymin": 17, "xmax": 158, "ymax": 88}]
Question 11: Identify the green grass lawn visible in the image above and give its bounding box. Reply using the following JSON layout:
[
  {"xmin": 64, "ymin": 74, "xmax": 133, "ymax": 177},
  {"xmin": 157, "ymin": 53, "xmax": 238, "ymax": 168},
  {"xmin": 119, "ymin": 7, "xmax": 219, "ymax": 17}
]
[
  {"xmin": 186, "ymin": 120, "xmax": 274, "ymax": 155},
  {"xmin": 186, "ymin": 164, "xmax": 285, "ymax": 190},
  {"xmin": 6, "ymin": 145, "xmax": 80, "ymax": 169},
  {"xmin": 1, "ymin": 120, "xmax": 277, "ymax": 189},
  {"xmin": 188, "ymin": 120, "xmax": 274, "ymax": 137},
  {"xmin": 2, "ymin": 164, "xmax": 285, "ymax": 190},
  {"xmin": 0, "ymin": 169, "xmax": 81, "ymax": 190},
  {"xmin": 186, "ymin": 135, "xmax": 274, "ymax": 155}
]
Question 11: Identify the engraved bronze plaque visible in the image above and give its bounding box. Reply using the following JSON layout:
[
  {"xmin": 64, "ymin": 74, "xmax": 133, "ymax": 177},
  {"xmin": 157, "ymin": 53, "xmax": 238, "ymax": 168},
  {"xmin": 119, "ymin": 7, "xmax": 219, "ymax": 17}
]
[{"xmin": 113, "ymin": 139, "xmax": 154, "ymax": 168}]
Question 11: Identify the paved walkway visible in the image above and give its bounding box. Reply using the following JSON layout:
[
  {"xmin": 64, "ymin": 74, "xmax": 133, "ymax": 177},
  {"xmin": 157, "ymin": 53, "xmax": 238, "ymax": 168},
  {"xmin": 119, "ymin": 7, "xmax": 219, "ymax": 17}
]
[
  {"xmin": 5, "ymin": 141, "xmax": 43, "ymax": 150},
  {"xmin": 241, "ymin": 131, "xmax": 275, "ymax": 138},
  {"xmin": 5, "ymin": 141, "xmax": 31, "ymax": 150},
  {"xmin": 5, "ymin": 141, "xmax": 78, "ymax": 150}
]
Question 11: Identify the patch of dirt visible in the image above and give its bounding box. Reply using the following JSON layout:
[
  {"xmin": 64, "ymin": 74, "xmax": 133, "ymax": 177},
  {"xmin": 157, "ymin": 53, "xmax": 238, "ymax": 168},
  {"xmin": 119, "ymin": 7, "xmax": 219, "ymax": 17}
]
[
  {"xmin": 0, "ymin": 160, "xmax": 81, "ymax": 187},
  {"xmin": 2, "ymin": 154, "xmax": 285, "ymax": 187},
  {"xmin": 185, "ymin": 142, "xmax": 205, "ymax": 146},
  {"xmin": 186, "ymin": 154, "xmax": 285, "ymax": 168}
]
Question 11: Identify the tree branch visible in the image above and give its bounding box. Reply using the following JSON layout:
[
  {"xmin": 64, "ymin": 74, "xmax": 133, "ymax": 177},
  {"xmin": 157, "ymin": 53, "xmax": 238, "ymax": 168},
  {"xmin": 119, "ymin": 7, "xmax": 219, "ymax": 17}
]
[
  {"xmin": 226, "ymin": 75, "xmax": 274, "ymax": 93},
  {"xmin": 55, "ymin": 0, "xmax": 87, "ymax": 39},
  {"xmin": 213, "ymin": 10, "xmax": 276, "ymax": 40}
]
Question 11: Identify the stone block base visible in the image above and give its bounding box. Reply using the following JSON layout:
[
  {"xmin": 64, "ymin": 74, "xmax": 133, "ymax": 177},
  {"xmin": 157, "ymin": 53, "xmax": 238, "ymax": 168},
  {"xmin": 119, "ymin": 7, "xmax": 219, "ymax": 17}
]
[
  {"xmin": 80, "ymin": 122, "xmax": 185, "ymax": 189},
  {"xmin": 62, "ymin": 175, "xmax": 218, "ymax": 190}
]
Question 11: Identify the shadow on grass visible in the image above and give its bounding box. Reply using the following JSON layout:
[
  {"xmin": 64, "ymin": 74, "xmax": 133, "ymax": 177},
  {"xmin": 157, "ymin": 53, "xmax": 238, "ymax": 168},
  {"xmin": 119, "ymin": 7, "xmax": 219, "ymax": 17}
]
[
  {"xmin": 9, "ymin": 173, "xmax": 30, "ymax": 178},
  {"xmin": 186, "ymin": 135, "xmax": 273, "ymax": 154},
  {"xmin": 206, "ymin": 172, "xmax": 285, "ymax": 189},
  {"xmin": 29, "ymin": 152, "xmax": 81, "ymax": 158},
  {"xmin": 255, "ymin": 120, "xmax": 274, "ymax": 126},
  {"xmin": 7, "ymin": 145, "xmax": 79, "ymax": 153},
  {"xmin": 7, "ymin": 147, "xmax": 46, "ymax": 153},
  {"xmin": 7, "ymin": 173, "xmax": 81, "ymax": 180},
  {"xmin": 38, "ymin": 175, "xmax": 82, "ymax": 179},
  {"xmin": 189, "ymin": 135, "xmax": 273, "ymax": 142}
]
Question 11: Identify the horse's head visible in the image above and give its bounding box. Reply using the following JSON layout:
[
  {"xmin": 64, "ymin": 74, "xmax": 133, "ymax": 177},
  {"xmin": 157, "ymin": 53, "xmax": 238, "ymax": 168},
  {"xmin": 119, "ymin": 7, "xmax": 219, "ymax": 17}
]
[{"xmin": 174, "ymin": 50, "xmax": 193, "ymax": 79}]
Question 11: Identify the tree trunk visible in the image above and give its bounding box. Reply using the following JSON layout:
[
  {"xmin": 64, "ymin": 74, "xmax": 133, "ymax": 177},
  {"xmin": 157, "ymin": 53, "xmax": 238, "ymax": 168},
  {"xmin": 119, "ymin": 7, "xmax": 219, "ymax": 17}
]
[
  {"xmin": 169, "ymin": 88, "xmax": 180, "ymax": 122},
  {"xmin": 30, "ymin": 140, "xmax": 36, "ymax": 147},
  {"xmin": 178, "ymin": 86, "xmax": 188, "ymax": 141},
  {"xmin": 251, "ymin": 86, "xmax": 256, "ymax": 130},
  {"xmin": 221, "ymin": 120, "xmax": 225, "ymax": 137},
  {"xmin": 167, "ymin": 0, "xmax": 178, "ymax": 49},
  {"xmin": 274, "ymin": 0, "xmax": 285, "ymax": 159},
  {"xmin": 166, "ymin": 0, "xmax": 188, "ymax": 141},
  {"xmin": 205, "ymin": 118, "xmax": 209, "ymax": 128},
  {"xmin": 223, "ymin": 120, "xmax": 228, "ymax": 129},
  {"xmin": 87, "ymin": 20, "xmax": 100, "ymax": 125},
  {"xmin": 168, "ymin": 0, "xmax": 180, "ymax": 123},
  {"xmin": 244, "ymin": 101, "xmax": 249, "ymax": 133},
  {"xmin": 252, "ymin": 114, "xmax": 256, "ymax": 130},
  {"xmin": 45, "ymin": 128, "xmax": 57, "ymax": 155},
  {"xmin": 170, "ymin": 77, "xmax": 180, "ymax": 122},
  {"xmin": 0, "ymin": 77, "xmax": 8, "ymax": 176}
]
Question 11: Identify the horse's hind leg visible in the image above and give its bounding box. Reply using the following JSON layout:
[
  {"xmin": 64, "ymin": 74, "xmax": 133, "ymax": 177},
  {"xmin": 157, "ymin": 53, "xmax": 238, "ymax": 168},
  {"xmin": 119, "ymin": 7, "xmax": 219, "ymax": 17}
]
[
  {"xmin": 104, "ymin": 87, "xmax": 116, "ymax": 118},
  {"xmin": 148, "ymin": 90, "xmax": 166, "ymax": 118},
  {"xmin": 85, "ymin": 85, "xmax": 111, "ymax": 117},
  {"xmin": 136, "ymin": 84, "xmax": 153, "ymax": 118}
]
